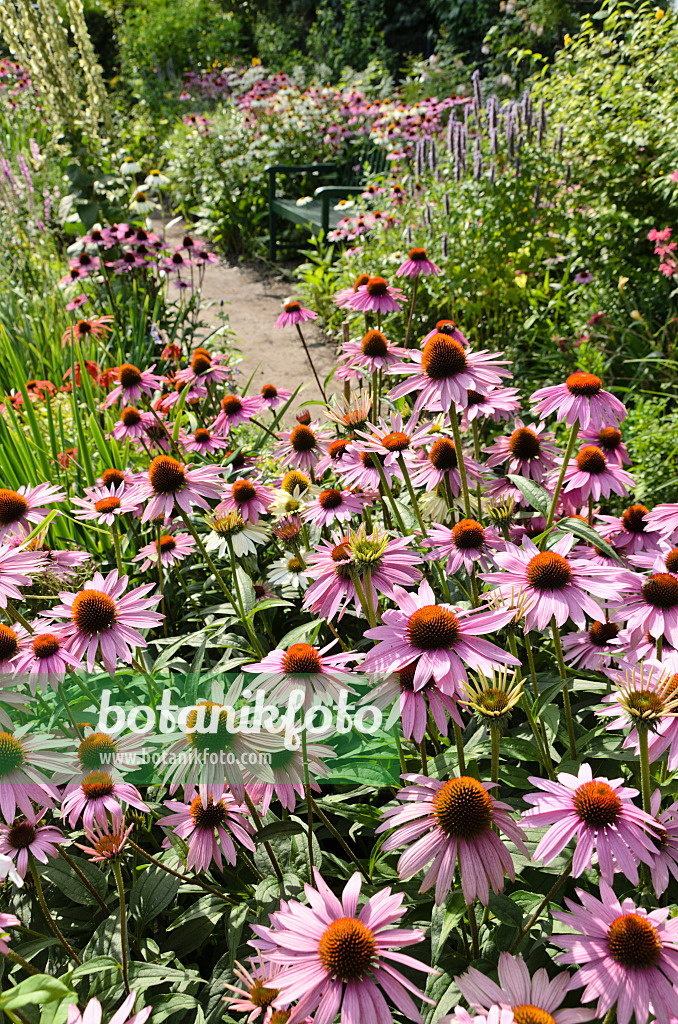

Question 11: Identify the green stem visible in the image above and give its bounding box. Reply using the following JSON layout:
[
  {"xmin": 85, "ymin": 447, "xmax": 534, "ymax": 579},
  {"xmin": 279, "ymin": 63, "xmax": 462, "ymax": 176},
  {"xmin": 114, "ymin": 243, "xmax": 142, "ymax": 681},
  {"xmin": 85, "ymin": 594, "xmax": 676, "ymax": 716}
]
[
  {"xmin": 295, "ymin": 323, "xmax": 327, "ymax": 402},
  {"xmin": 404, "ymin": 277, "xmax": 419, "ymax": 348},
  {"xmin": 4, "ymin": 600, "xmax": 32, "ymax": 632},
  {"xmin": 242, "ymin": 791, "xmax": 285, "ymax": 887},
  {"xmin": 397, "ymin": 453, "xmax": 427, "ymax": 536},
  {"xmin": 454, "ymin": 722, "xmax": 466, "ymax": 773},
  {"xmin": 350, "ymin": 569, "xmax": 377, "ymax": 628},
  {"xmin": 226, "ymin": 537, "xmax": 266, "ymax": 658},
  {"xmin": 4, "ymin": 948, "xmax": 41, "ymax": 976},
  {"xmin": 372, "ymin": 369, "xmax": 379, "ymax": 423},
  {"xmin": 524, "ymin": 631, "xmax": 539, "ymax": 700},
  {"xmin": 448, "ymin": 408, "xmax": 472, "ymax": 518},
  {"xmin": 394, "ymin": 725, "xmax": 407, "ymax": 777},
  {"xmin": 310, "ymin": 797, "xmax": 371, "ymax": 881},
  {"xmin": 490, "ymin": 723, "xmax": 500, "ymax": 784},
  {"xmin": 178, "ymin": 509, "xmax": 235, "ymax": 603},
  {"xmin": 58, "ymin": 683, "xmax": 83, "ymax": 738},
  {"xmin": 127, "ymin": 839, "xmax": 236, "ymax": 903},
  {"xmin": 419, "ymin": 739, "xmax": 428, "ymax": 776},
  {"xmin": 509, "ymin": 860, "xmax": 572, "ymax": 954},
  {"xmin": 551, "ymin": 618, "xmax": 577, "ymax": 760},
  {"xmin": 471, "ymin": 420, "xmax": 484, "ymax": 521},
  {"xmin": 30, "ymin": 856, "xmax": 81, "ymax": 964},
  {"xmin": 112, "ymin": 860, "xmax": 130, "ymax": 995},
  {"xmin": 638, "ymin": 726, "xmax": 653, "ymax": 816},
  {"xmin": 58, "ymin": 847, "xmax": 108, "ymax": 912},
  {"xmin": 544, "ymin": 419, "xmax": 579, "ymax": 533},
  {"xmin": 370, "ymin": 454, "xmax": 407, "ymax": 534},
  {"xmin": 467, "ymin": 901, "xmax": 480, "ymax": 959},
  {"xmin": 301, "ymin": 728, "xmax": 314, "ymax": 871},
  {"xmin": 113, "ymin": 520, "xmax": 124, "ymax": 577}
]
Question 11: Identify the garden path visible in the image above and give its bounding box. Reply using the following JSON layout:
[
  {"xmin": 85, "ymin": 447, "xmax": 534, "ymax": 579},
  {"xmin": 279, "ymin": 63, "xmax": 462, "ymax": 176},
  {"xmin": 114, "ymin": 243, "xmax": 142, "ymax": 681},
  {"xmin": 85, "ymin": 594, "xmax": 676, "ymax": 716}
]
[{"xmin": 159, "ymin": 218, "xmax": 339, "ymax": 411}]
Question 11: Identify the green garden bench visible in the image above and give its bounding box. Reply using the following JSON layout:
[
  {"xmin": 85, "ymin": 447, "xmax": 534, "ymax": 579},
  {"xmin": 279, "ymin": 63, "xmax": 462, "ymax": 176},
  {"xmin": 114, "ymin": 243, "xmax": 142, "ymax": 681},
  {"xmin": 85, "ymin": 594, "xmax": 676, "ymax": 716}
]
[{"xmin": 266, "ymin": 145, "xmax": 388, "ymax": 260}]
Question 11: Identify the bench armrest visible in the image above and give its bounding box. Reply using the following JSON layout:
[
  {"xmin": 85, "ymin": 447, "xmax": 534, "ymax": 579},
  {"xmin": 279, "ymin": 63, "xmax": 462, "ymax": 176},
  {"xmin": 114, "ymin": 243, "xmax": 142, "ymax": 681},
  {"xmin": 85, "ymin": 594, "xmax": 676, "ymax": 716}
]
[
  {"xmin": 314, "ymin": 186, "xmax": 364, "ymax": 235},
  {"xmin": 267, "ymin": 163, "xmax": 340, "ymax": 210}
]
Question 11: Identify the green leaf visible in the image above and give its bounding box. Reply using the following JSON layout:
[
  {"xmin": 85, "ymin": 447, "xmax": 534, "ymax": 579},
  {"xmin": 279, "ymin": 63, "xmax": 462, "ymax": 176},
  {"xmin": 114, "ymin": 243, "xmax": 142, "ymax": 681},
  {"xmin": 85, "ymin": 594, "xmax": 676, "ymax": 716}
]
[
  {"xmin": 254, "ymin": 820, "xmax": 306, "ymax": 843},
  {"xmin": 488, "ymin": 892, "xmax": 523, "ymax": 927},
  {"xmin": 278, "ymin": 619, "xmax": 322, "ymax": 648},
  {"xmin": 128, "ymin": 866, "xmax": 181, "ymax": 931},
  {"xmin": 72, "ymin": 956, "xmax": 120, "ymax": 978},
  {"xmin": 42, "ymin": 855, "xmax": 109, "ymax": 906},
  {"xmin": 327, "ymin": 761, "xmax": 400, "ymax": 787},
  {"xmin": 0, "ymin": 976, "xmax": 75, "ymax": 1010},
  {"xmin": 557, "ymin": 517, "xmax": 623, "ymax": 562},
  {"xmin": 507, "ymin": 475, "xmax": 551, "ymax": 516}
]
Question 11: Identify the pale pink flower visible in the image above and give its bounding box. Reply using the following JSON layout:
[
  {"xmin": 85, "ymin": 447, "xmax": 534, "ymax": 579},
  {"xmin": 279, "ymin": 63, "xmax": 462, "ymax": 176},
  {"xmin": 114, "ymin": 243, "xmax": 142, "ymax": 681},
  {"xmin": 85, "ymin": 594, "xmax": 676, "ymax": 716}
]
[
  {"xmin": 363, "ymin": 661, "xmax": 462, "ymax": 744},
  {"xmin": 580, "ymin": 424, "xmax": 630, "ymax": 465},
  {"xmin": 110, "ymin": 406, "xmax": 157, "ymax": 442},
  {"xmin": 274, "ymin": 301, "xmax": 318, "ymax": 328},
  {"xmin": 484, "ymin": 420, "xmax": 560, "ymax": 483},
  {"xmin": 559, "ymin": 445, "xmax": 635, "ymax": 501},
  {"xmin": 339, "ymin": 328, "xmax": 407, "ymax": 374},
  {"xmin": 133, "ymin": 532, "xmax": 195, "ymax": 571},
  {"xmin": 460, "ymin": 386, "xmax": 522, "ymax": 429},
  {"xmin": 353, "ymin": 411, "xmax": 431, "ymax": 467},
  {"xmin": 0, "ymin": 813, "xmax": 65, "ymax": 878},
  {"xmin": 648, "ymin": 790, "xmax": 678, "ymax": 897},
  {"xmin": 301, "ymin": 487, "xmax": 370, "ymax": 528},
  {"xmin": 423, "ymin": 519, "xmax": 502, "ymax": 575},
  {"xmin": 103, "ymin": 362, "xmax": 164, "ymax": 408},
  {"xmin": 346, "ymin": 276, "xmax": 405, "ymax": 313},
  {"xmin": 389, "ymin": 336, "xmax": 512, "ymax": 412},
  {"xmin": 608, "ymin": 570, "xmax": 678, "ymax": 647},
  {"xmin": 223, "ymin": 956, "xmax": 289, "ymax": 1021},
  {"xmin": 530, "ymin": 372, "xmax": 627, "ymax": 429},
  {"xmin": 12, "ymin": 626, "xmax": 82, "ymax": 693},
  {"xmin": 62, "ymin": 772, "xmax": 149, "ymax": 829},
  {"xmin": 482, "ymin": 534, "xmax": 632, "ymax": 632},
  {"xmin": 409, "ymin": 436, "xmax": 483, "ymax": 493},
  {"xmin": 180, "ymin": 427, "xmax": 231, "ymax": 455},
  {"xmin": 377, "ymin": 774, "xmax": 528, "ymax": 905},
  {"xmin": 0, "ymin": 483, "xmax": 65, "ymax": 542},
  {"xmin": 561, "ymin": 620, "xmax": 626, "ymax": 670},
  {"xmin": 212, "ymin": 394, "xmax": 262, "ymax": 435},
  {"xmin": 160, "ymin": 789, "xmax": 255, "ymax": 871},
  {"xmin": 258, "ymin": 383, "xmax": 292, "ymax": 410},
  {"xmin": 129, "ymin": 455, "xmax": 224, "ymax": 522},
  {"xmin": 243, "ymin": 641, "xmax": 356, "ymax": 712},
  {"xmin": 0, "ymin": 542, "xmax": 47, "ymax": 608},
  {"xmin": 273, "ymin": 422, "xmax": 330, "ymax": 472},
  {"xmin": 0, "ymin": 912, "xmax": 20, "ymax": 954},
  {"xmin": 552, "ymin": 880, "xmax": 678, "ymax": 1024},
  {"xmin": 71, "ymin": 483, "xmax": 137, "ymax": 526},
  {"xmin": 396, "ymin": 246, "xmax": 441, "ymax": 277},
  {"xmin": 66, "ymin": 991, "xmax": 151, "ymax": 1024},
  {"xmin": 250, "ymin": 869, "xmax": 436, "ymax": 1024},
  {"xmin": 362, "ymin": 580, "xmax": 519, "ymax": 690},
  {"xmin": 218, "ymin": 478, "xmax": 275, "ymax": 523},
  {"xmin": 47, "ymin": 568, "xmax": 163, "ymax": 674},
  {"xmin": 521, "ymin": 763, "xmax": 660, "ymax": 884}
]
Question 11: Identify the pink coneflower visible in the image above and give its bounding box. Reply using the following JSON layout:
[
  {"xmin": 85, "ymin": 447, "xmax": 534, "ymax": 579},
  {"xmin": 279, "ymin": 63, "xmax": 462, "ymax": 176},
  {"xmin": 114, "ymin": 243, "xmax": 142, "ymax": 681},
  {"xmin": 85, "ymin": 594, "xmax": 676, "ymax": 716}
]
[
  {"xmin": 103, "ymin": 363, "xmax": 164, "ymax": 408},
  {"xmin": 0, "ymin": 814, "xmax": 65, "ymax": 878},
  {"xmin": 608, "ymin": 570, "xmax": 678, "ymax": 646},
  {"xmin": 314, "ymin": 437, "xmax": 354, "ymax": 477},
  {"xmin": 530, "ymin": 372, "xmax": 627, "ymax": 429},
  {"xmin": 0, "ymin": 542, "xmax": 47, "ymax": 608},
  {"xmin": 580, "ymin": 424, "xmax": 630, "ymax": 465},
  {"xmin": 110, "ymin": 406, "xmax": 157, "ymax": 442},
  {"xmin": 250, "ymin": 869, "xmax": 435, "ymax": 1024},
  {"xmin": 421, "ymin": 320, "xmax": 470, "ymax": 348},
  {"xmin": 160, "ymin": 790, "xmax": 255, "ymax": 871},
  {"xmin": 333, "ymin": 273, "xmax": 371, "ymax": 308},
  {"xmin": 218, "ymin": 479, "xmax": 275, "ymax": 524},
  {"xmin": 0, "ymin": 483, "xmax": 65, "ymax": 542},
  {"xmin": 301, "ymin": 487, "xmax": 369, "ymax": 528},
  {"xmin": 597, "ymin": 504, "xmax": 664, "ymax": 554},
  {"xmin": 47, "ymin": 568, "xmax": 163, "ymax": 674},
  {"xmin": 364, "ymin": 661, "xmax": 462, "ymax": 743},
  {"xmin": 61, "ymin": 315, "xmax": 114, "ymax": 348},
  {"xmin": 40, "ymin": 547, "xmax": 92, "ymax": 582},
  {"xmin": 552, "ymin": 880, "xmax": 678, "ymax": 1024},
  {"xmin": 522, "ymin": 763, "xmax": 660, "ymax": 884},
  {"xmin": 648, "ymin": 790, "xmax": 678, "ymax": 897},
  {"xmin": 161, "ymin": 250, "xmax": 193, "ymax": 274},
  {"xmin": 377, "ymin": 774, "xmax": 528, "ymax": 905},
  {"xmin": 362, "ymin": 580, "xmax": 518, "ymax": 689},
  {"xmin": 242, "ymin": 740, "xmax": 333, "ymax": 814},
  {"xmin": 244, "ymin": 641, "xmax": 356, "ymax": 712},
  {"xmin": 157, "ymin": 380, "xmax": 207, "ymax": 413},
  {"xmin": 181, "ymin": 427, "xmax": 230, "ymax": 455},
  {"xmin": 175, "ymin": 351, "xmax": 229, "ymax": 387},
  {"xmin": 455, "ymin": 952, "xmax": 596, "ymax": 1024},
  {"xmin": 423, "ymin": 519, "xmax": 502, "ymax": 575},
  {"xmin": 0, "ymin": 912, "xmax": 20, "ymax": 954},
  {"xmin": 346, "ymin": 275, "xmax": 405, "ymax": 313},
  {"xmin": 259, "ymin": 383, "xmax": 291, "ymax": 410},
  {"xmin": 212, "ymin": 394, "xmax": 262, "ymax": 435},
  {"xmin": 481, "ymin": 534, "xmax": 631, "ymax": 632},
  {"xmin": 134, "ymin": 532, "xmax": 195, "ymax": 571},
  {"xmin": 339, "ymin": 328, "xmax": 407, "ymax": 373},
  {"xmin": 71, "ymin": 483, "xmax": 137, "ymax": 526},
  {"xmin": 409, "ymin": 436, "xmax": 483, "ymax": 493},
  {"xmin": 559, "ymin": 445, "xmax": 635, "ymax": 501},
  {"xmin": 273, "ymin": 422, "xmax": 330, "ymax": 472},
  {"xmin": 74, "ymin": 817, "xmax": 135, "ymax": 862},
  {"xmin": 223, "ymin": 956, "xmax": 288, "ymax": 1022},
  {"xmin": 389, "ymin": 335, "xmax": 512, "ymax": 412},
  {"xmin": 485, "ymin": 420, "xmax": 560, "ymax": 483},
  {"xmin": 337, "ymin": 442, "xmax": 402, "ymax": 490},
  {"xmin": 396, "ymin": 247, "xmax": 441, "ymax": 277},
  {"xmin": 12, "ymin": 626, "xmax": 82, "ymax": 693},
  {"xmin": 0, "ymin": 621, "xmax": 28, "ymax": 672},
  {"xmin": 644, "ymin": 502, "xmax": 678, "ymax": 540},
  {"xmin": 459, "ymin": 386, "xmax": 522, "ymax": 429},
  {"xmin": 274, "ymin": 301, "xmax": 318, "ymax": 328},
  {"xmin": 67, "ymin": 992, "xmax": 152, "ymax": 1024},
  {"xmin": 65, "ymin": 294, "xmax": 89, "ymax": 311},
  {"xmin": 129, "ymin": 455, "xmax": 224, "ymax": 522},
  {"xmin": 62, "ymin": 771, "xmax": 149, "ymax": 829},
  {"xmin": 353, "ymin": 411, "xmax": 431, "ymax": 466},
  {"xmin": 302, "ymin": 529, "xmax": 422, "ymax": 621},
  {"xmin": 0, "ymin": 731, "xmax": 63, "ymax": 823},
  {"xmin": 561, "ymin": 620, "xmax": 626, "ymax": 670}
]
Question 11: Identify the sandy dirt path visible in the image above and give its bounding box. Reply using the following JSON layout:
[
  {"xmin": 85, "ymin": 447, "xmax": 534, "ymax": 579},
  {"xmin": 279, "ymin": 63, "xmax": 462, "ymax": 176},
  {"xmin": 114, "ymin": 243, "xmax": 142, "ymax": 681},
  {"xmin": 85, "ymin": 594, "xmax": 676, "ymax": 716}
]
[{"xmin": 160, "ymin": 218, "xmax": 339, "ymax": 413}]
